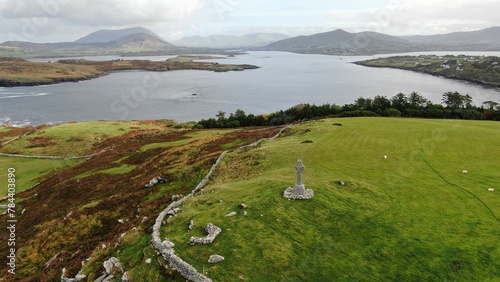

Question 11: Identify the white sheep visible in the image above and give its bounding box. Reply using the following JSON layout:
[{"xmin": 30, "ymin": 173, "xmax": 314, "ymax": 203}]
[
  {"xmin": 488, "ymin": 188, "xmax": 495, "ymax": 192},
  {"xmin": 383, "ymin": 155, "xmax": 388, "ymax": 159},
  {"xmin": 462, "ymin": 170, "xmax": 468, "ymax": 174}
]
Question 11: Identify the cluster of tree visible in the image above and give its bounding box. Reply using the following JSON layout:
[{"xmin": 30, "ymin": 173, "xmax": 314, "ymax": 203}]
[{"xmin": 195, "ymin": 91, "xmax": 500, "ymax": 129}]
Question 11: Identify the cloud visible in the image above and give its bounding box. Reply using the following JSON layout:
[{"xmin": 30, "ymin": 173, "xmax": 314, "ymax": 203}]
[
  {"xmin": 0, "ymin": 0, "xmax": 498, "ymax": 42},
  {"xmin": 0, "ymin": 0, "xmax": 204, "ymax": 25}
]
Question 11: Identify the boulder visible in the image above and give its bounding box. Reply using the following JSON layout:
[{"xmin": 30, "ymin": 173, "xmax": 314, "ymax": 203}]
[
  {"xmin": 208, "ymin": 255, "xmax": 225, "ymax": 263},
  {"xmin": 225, "ymin": 211, "xmax": 237, "ymax": 217}
]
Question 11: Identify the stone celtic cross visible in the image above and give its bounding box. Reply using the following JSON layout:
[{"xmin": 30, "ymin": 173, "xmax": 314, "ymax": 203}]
[
  {"xmin": 295, "ymin": 159, "xmax": 305, "ymax": 186},
  {"xmin": 283, "ymin": 159, "xmax": 313, "ymax": 200}
]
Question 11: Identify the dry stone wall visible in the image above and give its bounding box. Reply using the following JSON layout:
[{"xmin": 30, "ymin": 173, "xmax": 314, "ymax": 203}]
[{"xmin": 151, "ymin": 125, "xmax": 291, "ymax": 282}]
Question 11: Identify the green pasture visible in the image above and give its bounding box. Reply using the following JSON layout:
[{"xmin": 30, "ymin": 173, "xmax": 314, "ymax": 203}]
[
  {"xmin": 163, "ymin": 118, "xmax": 500, "ymax": 281},
  {"xmin": 0, "ymin": 158, "xmax": 80, "ymax": 198}
]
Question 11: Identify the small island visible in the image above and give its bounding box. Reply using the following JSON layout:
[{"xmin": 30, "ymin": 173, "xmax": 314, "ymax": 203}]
[
  {"xmin": 354, "ymin": 55, "xmax": 500, "ymax": 87},
  {"xmin": 0, "ymin": 56, "xmax": 259, "ymax": 87}
]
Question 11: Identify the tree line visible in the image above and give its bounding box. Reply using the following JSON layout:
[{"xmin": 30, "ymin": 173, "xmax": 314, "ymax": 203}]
[{"xmin": 195, "ymin": 91, "xmax": 500, "ymax": 128}]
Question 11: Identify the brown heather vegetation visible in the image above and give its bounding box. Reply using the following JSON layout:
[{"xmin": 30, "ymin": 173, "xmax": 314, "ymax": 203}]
[{"xmin": 0, "ymin": 122, "xmax": 281, "ymax": 281}]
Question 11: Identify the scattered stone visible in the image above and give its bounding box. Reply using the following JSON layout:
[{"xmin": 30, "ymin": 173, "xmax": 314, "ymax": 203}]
[
  {"xmin": 44, "ymin": 252, "xmax": 61, "ymax": 268},
  {"xmin": 188, "ymin": 220, "xmax": 194, "ymax": 232},
  {"xmin": 208, "ymin": 255, "xmax": 225, "ymax": 263},
  {"xmin": 122, "ymin": 271, "xmax": 129, "ymax": 282},
  {"xmin": 93, "ymin": 273, "xmax": 108, "ymax": 282},
  {"xmin": 301, "ymin": 140, "xmax": 314, "ymax": 144},
  {"xmin": 243, "ymin": 211, "xmax": 247, "ymax": 216},
  {"xmin": 339, "ymin": 181, "xmax": 345, "ymax": 186},
  {"xmin": 145, "ymin": 258, "xmax": 152, "ymax": 264},
  {"xmin": 225, "ymin": 211, "xmax": 237, "ymax": 217},
  {"xmin": 21, "ymin": 208, "xmax": 26, "ymax": 214},
  {"xmin": 118, "ymin": 219, "xmax": 124, "ymax": 224},
  {"xmin": 189, "ymin": 223, "xmax": 222, "ymax": 245},
  {"xmin": 171, "ymin": 194, "xmax": 181, "ymax": 201},
  {"xmin": 103, "ymin": 257, "xmax": 123, "ymax": 274},
  {"xmin": 145, "ymin": 176, "xmax": 167, "ymax": 188},
  {"xmin": 75, "ymin": 273, "xmax": 86, "ymax": 281},
  {"xmin": 332, "ymin": 123, "xmax": 343, "ymax": 126},
  {"xmin": 239, "ymin": 203, "xmax": 247, "ymax": 209}
]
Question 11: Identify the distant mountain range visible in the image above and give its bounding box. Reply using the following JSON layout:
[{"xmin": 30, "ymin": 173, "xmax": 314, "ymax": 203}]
[
  {"xmin": 0, "ymin": 27, "xmax": 179, "ymax": 57},
  {"xmin": 260, "ymin": 29, "xmax": 415, "ymax": 55},
  {"xmin": 173, "ymin": 33, "xmax": 290, "ymax": 48},
  {"xmin": 259, "ymin": 27, "xmax": 500, "ymax": 55},
  {"xmin": 1, "ymin": 26, "xmax": 500, "ymax": 57}
]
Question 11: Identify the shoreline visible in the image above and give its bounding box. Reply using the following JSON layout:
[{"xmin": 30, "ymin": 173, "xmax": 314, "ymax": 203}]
[
  {"xmin": 353, "ymin": 58, "xmax": 500, "ymax": 89},
  {"xmin": 0, "ymin": 57, "xmax": 259, "ymax": 88}
]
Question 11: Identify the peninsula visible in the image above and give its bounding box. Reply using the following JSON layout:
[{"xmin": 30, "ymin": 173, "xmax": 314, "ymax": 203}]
[
  {"xmin": 0, "ymin": 56, "xmax": 258, "ymax": 87},
  {"xmin": 354, "ymin": 55, "xmax": 500, "ymax": 87}
]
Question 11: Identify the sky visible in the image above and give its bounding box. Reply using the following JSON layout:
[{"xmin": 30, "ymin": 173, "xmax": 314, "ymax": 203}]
[{"xmin": 0, "ymin": 0, "xmax": 499, "ymax": 43}]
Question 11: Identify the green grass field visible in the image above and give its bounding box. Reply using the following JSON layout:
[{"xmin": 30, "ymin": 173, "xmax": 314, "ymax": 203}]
[{"xmin": 162, "ymin": 118, "xmax": 500, "ymax": 281}]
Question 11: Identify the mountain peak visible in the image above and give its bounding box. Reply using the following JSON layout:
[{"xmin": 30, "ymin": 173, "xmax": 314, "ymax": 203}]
[{"xmin": 75, "ymin": 27, "xmax": 164, "ymax": 44}]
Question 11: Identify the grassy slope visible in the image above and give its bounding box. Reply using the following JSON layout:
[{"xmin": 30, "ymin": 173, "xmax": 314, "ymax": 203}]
[
  {"xmin": 164, "ymin": 118, "xmax": 500, "ymax": 281},
  {"xmin": 0, "ymin": 121, "xmax": 282, "ymax": 281},
  {"xmin": 0, "ymin": 121, "xmax": 165, "ymax": 198}
]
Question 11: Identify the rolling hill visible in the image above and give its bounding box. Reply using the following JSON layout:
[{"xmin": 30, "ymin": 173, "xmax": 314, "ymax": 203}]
[
  {"xmin": 260, "ymin": 29, "xmax": 422, "ymax": 55},
  {"xmin": 1, "ymin": 117, "xmax": 498, "ymax": 281},
  {"xmin": 260, "ymin": 27, "xmax": 500, "ymax": 55}
]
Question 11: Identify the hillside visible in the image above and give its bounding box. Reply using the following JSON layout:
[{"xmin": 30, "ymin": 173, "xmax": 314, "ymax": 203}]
[
  {"xmin": 400, "ymin": 26, "xmax": 500, "ymax": 50},
  {"xmin": 174, "ymin": 33, "xmax": 290, "ymax": 48},
  {"xmin": 1, "ymin": 117, "xmax": 498, "ymax": 281},
  {"xmin": 0, "ymin": 27, "xmax": 183, "ymax": 58},
  {"xmin": 164, "ymin": 118, "xmax": 500, "ymax": 281},
  {"xmin": 261, "ymin": 26, "xmax": 500, "ymax": 55},
  {"xmin": 74, "ymin": 26, "xmax": 164, "ymax": 44},
  {"xmin": 261, "ymin": 29, "xmax": 421, "ymax": 55}
]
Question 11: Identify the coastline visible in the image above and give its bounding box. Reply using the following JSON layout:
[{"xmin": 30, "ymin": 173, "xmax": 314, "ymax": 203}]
[
  {"xmin": 0, "ymin": 57, "xmax": 259, "ymax": 87},
  {"xmin": 353, "ymin": 57, "xmax": 500, "ymax": 89}
]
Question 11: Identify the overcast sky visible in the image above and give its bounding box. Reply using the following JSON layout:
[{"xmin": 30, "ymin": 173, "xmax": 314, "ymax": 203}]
[{"xmin": 0, "ymin": 0, "xmax": 499, "ymax": 43}]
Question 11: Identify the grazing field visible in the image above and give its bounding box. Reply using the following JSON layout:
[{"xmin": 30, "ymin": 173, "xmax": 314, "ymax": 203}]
[
  {"xmin": 0, "ymin": 117, "xmax": 498, "ymax": 281},
  {"xmin": 163, "ymin": 117, "xmax": 500, "ymax": 281}
]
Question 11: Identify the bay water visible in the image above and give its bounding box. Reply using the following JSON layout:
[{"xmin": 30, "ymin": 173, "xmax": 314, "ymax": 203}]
[{"xmin": 1, "ymin": 51, "xmax": 499, "ymax": 126}]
